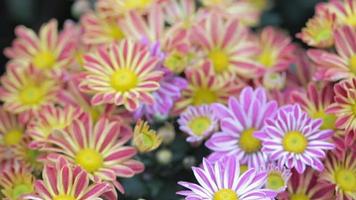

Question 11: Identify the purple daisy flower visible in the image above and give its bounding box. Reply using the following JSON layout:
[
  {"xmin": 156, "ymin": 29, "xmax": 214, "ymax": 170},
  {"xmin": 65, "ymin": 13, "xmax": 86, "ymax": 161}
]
[
  {"xmin": 177, "ymin": 157, "xmax": 277, "ymax": 200},
  {"xmin": 255, "ymin": 104, "xmax": 334, "ymax": 174},
  {"xmin": 178, "ymin": 105, "xmax": 218, "ymax": 143},
  {"xmin": 259, "ymin": 162, "xmax": 291, "ymax": 193},
  {"xmin": 206, "ymin": 87, "xmax": 278, "ymax": 168}
]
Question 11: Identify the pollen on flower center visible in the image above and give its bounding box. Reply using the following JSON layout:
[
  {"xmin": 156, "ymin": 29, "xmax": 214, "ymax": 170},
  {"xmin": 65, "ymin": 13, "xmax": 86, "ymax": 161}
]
[
  {"xmin": 314, "ymin": 29, "xmax": 332, "ymax": 42},
  {"xmin": 291, "ymin": 193, "xmax": 310, "ymax": 200},
  {"xmin": 335, "ymin": 168, "xmax": 356, "ymax": 192},
  {"xmin": 106, "ymin": 23, "xmax": 124, "ymax": 40},
  {"xmin": 208, "ymin": 49, "xmax": 230, "ymax": 73},
  {"xmin": 53, "ymin": 195, "xmax": 76, "ymax": 200},
  {"xmin": 188, "ymin": 117, "xmax": 211, "ymax": 136},
  {"xmin": 125, "ymin": 0, "xmax": 152, "ymax": 9},
  {"xmin": 311, "ymin": 110, "xmax": 336, "ymax": 130},
  {"xmin": 258, "ymin": 49, "xmax": 276, "ymax": 68},
  {"xmin": 283, "ymin": 131, "xmax": 308, "ymax": 153},
  {"xmin": 11, "ymin": 183, "xmax": 33, "ymax": 199},
  {"xmin": 266, "ymin": 172, "xmax": 285, "ymax": 190},
  {"xmin": 19, "ymin": 85, "xmax": 44, "ymax": 106},
  {"xmin": 4, "ymin": 129, "xmax": 23, "ymax": 145},
  {"xmin": 240, "ymin": 164, "xmax": 248, "ymax": 175},
  {"xmin": 75, "ymin": 148, "xmax": 103, "ymax": 173},
  {"xmin": 349, "ymin": 55, "xmax": 356, "ymax": 74},
  {"xmin": 239, "ymin": 128, "xmax": 262, "ymax": 153},
  {"xmin": 213, "ymin": 189, "xmax": 238, "ymax": 200},
  {"xmin": 192, "ymin": 88, "xmax": 217, "ymax": 105},
  {"xmin": 345, "ymin": 15, "xmax": 356, "ymax": 26},
  {"xmin": 32, "ymin": 50, "xmax": 56, "ymax": 69},
  {"xmin": 111, "ymin": 68, "xmax": 138, "ymax": 92}
]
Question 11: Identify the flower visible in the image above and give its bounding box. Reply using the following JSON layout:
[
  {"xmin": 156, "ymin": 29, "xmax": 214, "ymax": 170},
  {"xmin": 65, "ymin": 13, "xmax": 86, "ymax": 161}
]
[
  {"xmin": 319, "ymin": 0, "xmax": 356, "ymax": 27},
  {"xmin": 0, "ymin": 66, "xmax": 61, "ymax": 123},
  {"xmin": 320, "ymin": 151, "xmax": 356, "ymax": 200},
  {"xmin": 132, "ymin": 120, "xmax": 162, "ymax": 153},
  {"xmin": 191, "ymin": 12, "xmax": 259, "ymax": 79},
  {"xmin": 206, "ymin": 87, "xmax": 278, "ymax": 168},
  {"xmin": 43, "ymin": 115, "xmax": 144, "ymax": 193},
  {"xmin": 278, "ymin": 167, "xmax": 335, "ymax": 200},
  {"xmin": 173, "ymin": 64, "xmax": 242, "ymax": 113},
  {"xmin": 308, "ymin": 25, "xmax": 356, "ymax": 81},
  {"xmin": 327, "ymin": 78, "xmax": 356, "ymax": 132},
  {"xmin": 80, "ymin": 40, "xmax": 163, "ymax": 111},
  {"xmin": 178, "ymin": 105, "xmax": 218, "ymax": 143},
  {"xmin": 260, "ymin": 162, "xmax": 291, "ymax": 193},
  {"xmin": 0, "ymin": 160, "xmax": 35, "ymax": 200},
  {"xmin": 4, "ymin": 19, "xmax": 75, "ymax": 76},
  {"xmin": 255, "ymin": 104, "xmax": 334, "ymax": 173},
  {"xmin": 11, "ymin": 136, "xmax": 42, "ymax": 173},
  {"xmin": 162, "ymin": 0, "xmax": 198, "ymax": 30},
  {"xmin": 291, "ymin": 83, "xmax": 336, "ymax": 130},
  {"xmin": 177, "ymin": 157, "xmax": 277, "ymax": 200},
  {"xmin": 26, "ymin": 157, "xmax": 112, "ymax": 200}
]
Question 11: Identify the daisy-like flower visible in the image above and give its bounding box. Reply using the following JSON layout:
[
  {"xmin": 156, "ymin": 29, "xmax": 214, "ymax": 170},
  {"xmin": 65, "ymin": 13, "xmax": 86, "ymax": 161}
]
[
  {"xmin": 0, "ymin": 160, "xmax": 35, "ymax": 200},
  {"xmin": 206, "ymin": 87, "xmax": 277, "ymax": 168},
  {"xmin": 0, "ymin": 66, "xmax": 61, "ymax": 123},
  {"xmin": 80, "ymin": 40, "xmax": 163, "ymax": 111},
  {"xmin": 278, "ymin": 167, "xmax": 335, "ymax": 200},
  {"xmin": 260, "ymin": 162, "xmax": 291, "ymax": 193},
  {"xmin": 178, "ymin": 105, "xmax": 218, "ymax": 143},
  {"xmin": 177, "ymin": 157, "xmax": 277, "ymax": 200},
  {"xmin": 319, "ymin": 0, "xmax": 356, "ymax": 27},
  {"xmin": 308, "ymin": 25, "xmax": 356, "ymax": 81},
  {"xmin": 291, "ymin": 83, "xmax": 336, "ymax": 130},
  {"xmin": 163, "ymin": 0, "xmax": 198, "ymax": 30},
  {"xmin": 191, "ymin": 13, "xmax": 259, "ymax": 79},
  {"xmin": 173, "ymin": 64, "xmax": 242, "ymax": 113},
  {"xmin": 44, "ymin": 115, "xmax": 144, "ymax": 193},
  {"xmin": 26, "ymin": 157, "xmax": 112, "ymax": 200},
  {"xmin": 327, "ymin": 78, "xmax": 356, "ymax": 131},
  {"xmin": 320, "ymin": 151, "xmax": 356, "ymax": 200},
  {"xmin": 4, "ymin": 20, "xmax": 75, "ymax": 76},
  {"xmin": 132, "ymin": 120, "xmax": 162, "ymax": 153},
  {"xmin": 81, "ymin": 13, "xmax": 125, "ymax": 46},
  {"xmin": 297, "ymin": 10, "xmax": 336, "ymax": 48},
  {"xmin": 256, "ymin": 104, "xmax": 335, "ymax": 174},
  {"xmin": 27, "ymin": 105, "xmax": 81, "ymax": 148}
]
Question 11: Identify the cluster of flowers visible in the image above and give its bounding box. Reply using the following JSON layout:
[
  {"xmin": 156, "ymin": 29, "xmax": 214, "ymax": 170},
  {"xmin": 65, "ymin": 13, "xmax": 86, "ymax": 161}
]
[{"xmin": 0, "ymin": 0, "xmax": 355, "ymax": 199}]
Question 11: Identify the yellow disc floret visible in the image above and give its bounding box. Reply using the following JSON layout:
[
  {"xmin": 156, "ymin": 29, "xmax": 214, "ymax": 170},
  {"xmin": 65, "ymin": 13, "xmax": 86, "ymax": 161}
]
[
  {"xmin": 208, "ymin": 49, "xmax": 230, "ymax": 73},
  {"xmin": 111, "ymin": 68, "xmax": 138, "ymax": 92},
  {"xmin": 266, "ymin": 172, "xmax": 285, "ymax": 190},
  {"xmin": 239, "ymin": 128, "xmax": 262, "ymax": 153},
  {"xmin": 214, "ymin": 189, "xmax": 238, "ymax": 200},
  {"xmin": 283, "ymin": 131, "xmax": 308, "ymax": 154},
  {"xmin": 188, "ymin": 117, "xmax": 211, "ymax": 136},
  {"xmin": 32, "ymin": 51, "xmax": 56, "ymax": 69},
  {"xmin": 75, "ymin": 148, "xmax": 103, "ymax": 173},
  {"xmin": 335, "ymin": 168, "xmax": 356, "ymax": 192},
  {"xmin": 3, "ymin": 129, "xmax": 23, "ymax": 146},
  {"xmin": 192, "ymin": 88, "xmax": 217, "ymax": 105}
]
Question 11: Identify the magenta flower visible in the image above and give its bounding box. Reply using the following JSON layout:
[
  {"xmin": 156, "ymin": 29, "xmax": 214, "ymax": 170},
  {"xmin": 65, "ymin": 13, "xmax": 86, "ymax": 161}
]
[{"xmin": 255, "ymin": 104, "xmax": 334, "ymax": 174}]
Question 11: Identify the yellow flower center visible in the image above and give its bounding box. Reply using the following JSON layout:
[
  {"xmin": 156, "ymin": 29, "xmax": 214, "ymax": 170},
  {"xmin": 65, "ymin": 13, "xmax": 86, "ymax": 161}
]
[
  {"xmin": 213, "ymin": 189, "xmax": 238, "ymax": 200},
  {"xmin": 266, "ymin": 172, "xmax": 285, "ymax": 190},
  {"xmin": 105, "ymin": 23, "xmax": 125, "ymax": 40},
  {"xmin": 335, "ymin": 168, "xmax": 356, "ymax": 192},
  {"xmin": 53, "ymin": 195, "xmax": 76, "ymax": 200},
  {"xmin": 111, "ymin": 68, "xmax": 138, "ymax": 92},
  {"xmin": 314, "ymin": 29, "xmax": 332, "ymax": 43},
  {"xmin": 188, "ymin": 116, "xmax": 211, "ymax": 136},
  {"xmin": 240, "ymin": 164, "xmax": 248, "ymax": 175},
  {"xmin": 344, "ymin": 15, "xmax": 356, "ymax": 26},
  {"xmin": 11, "ymin": 183, "xmax": 33, "ymax": 199},
  {"xmin": 311, "ymin": 110, "xmax": 336, "ymax": 130},
  {"xmin": 3, "ymin": 129, "xmax": 23, "ymax": 146},
  {"xmin": 124, "ymin": 0, "xmax": 152, "ymax": 9},
  {"xmin": 258, "ymin": 49, "xmax": 276, "ymax": 68},
  {"xmin": 291, "ymin": 193, "xmax": 310, "ymax": 200},
  {"xmin": 164, "ymin": 52, "xmax": 186, "ymax": 73},
  {"xmin": 19, "ymin": 85, "xmax": 44, "ymax": 106},
  {"xmin": 239, "ymin": 128, "xmax": 262, "ymax": 153},
  {"xmin": 208, "ymin": 49, "xmax": 230, "ymax": 73},
  {"xmin": 349, "ymin": 55, "xmax": 356, "ymax": 75},
  {"xmin": 32, "ymin": 51, "xmax": 56, "ymax": 69},
  {"xmin": 192, "ymin": 88, "xmax": 217, "ymax": 105},
  {"xmin": 75, "ymin": 148, "xmax": 103, "ymax": 173},
  {"xmin": 283, "ymin": 131, "xmax": 308, "ymax": 154}
]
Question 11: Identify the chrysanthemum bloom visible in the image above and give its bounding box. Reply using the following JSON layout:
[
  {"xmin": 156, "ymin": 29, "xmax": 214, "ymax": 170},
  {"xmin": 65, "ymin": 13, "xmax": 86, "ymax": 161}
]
[
  {"xmin": 260, "ymin": 162, "xmax": 291, "ymax": 193},
  {"xmin": 250, "ymin": 27, "xmax": 295, "ymax": 78},
  {"xmin": 0, "ymin": 67, "xmax": 61, "ymax": 123},
  {"xmin": 278, "ymin": 168, "xmax": 335, "ymax": 200},
  {"xmin": 173, "ymin": 64, "xmax": 242, "ymax": 113},
  {"xmin": 297, "ymin": 10, "xmax": 335, "ymax": 48},
  {"xmin": 291, "ymin": 83, "xmax": 336, "ymax": 130},
  {"xmin": 320, "ymin": 151, "xmax": 356, "ymax": 200},
  {"xmin": 26, "ymin": 157, "xmax": 112, "ymax": 200},
  {"xmin": 177, "ymin": 157, "xmax": 277, "ymax": 200},
  {"xmin": 256, "ymin": 104, "xmax": 334, "ymax": 173},
  {"xmin": 80, "ymin": 40, "xmax": 163, "ymax": 111},
  {"xmin": 44, "ymin": 115, "xmax": 144, "ymax": 193},
  {"xmin": 132, "ymin": 120, "xmax": 162, "ymax": 153},
  {"xmin": 308, "ymin": 25, "xmax": 356, "ymax": 81},
  {"xmin": 318, "ymin": 0, "xmax": 356, "ymax": 27},
  {"xmin": 206, "ymin": 87, "xmax": 277, "ymax": 167},
  {"xmin": 191, "ymin": 13, "xmax": 259, "ymax": 79},
  {"xmin": 163, "ymin": 0, "xmax": 198, "ymax": 30},
  {"xmin": 178, "ymin": 105, "xmax": 218, "ymax": 143},
  {"xmin": 81, "ymin": 13, "xmax": 126, "ymax": 46},
  {"xmin": 327, "ymin": 78, "xmax": 356, "ymax": 132},
  {"xmin": 27, "ymin": 105, "xmax": 81, "ymax": 148},
  {"xmin": 4, "ymin": 20, "xmax": 75, "ymax": 76},
  {"xmin": 0, "ymin": 160, "xmax": 35, "ymax": 200}
]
